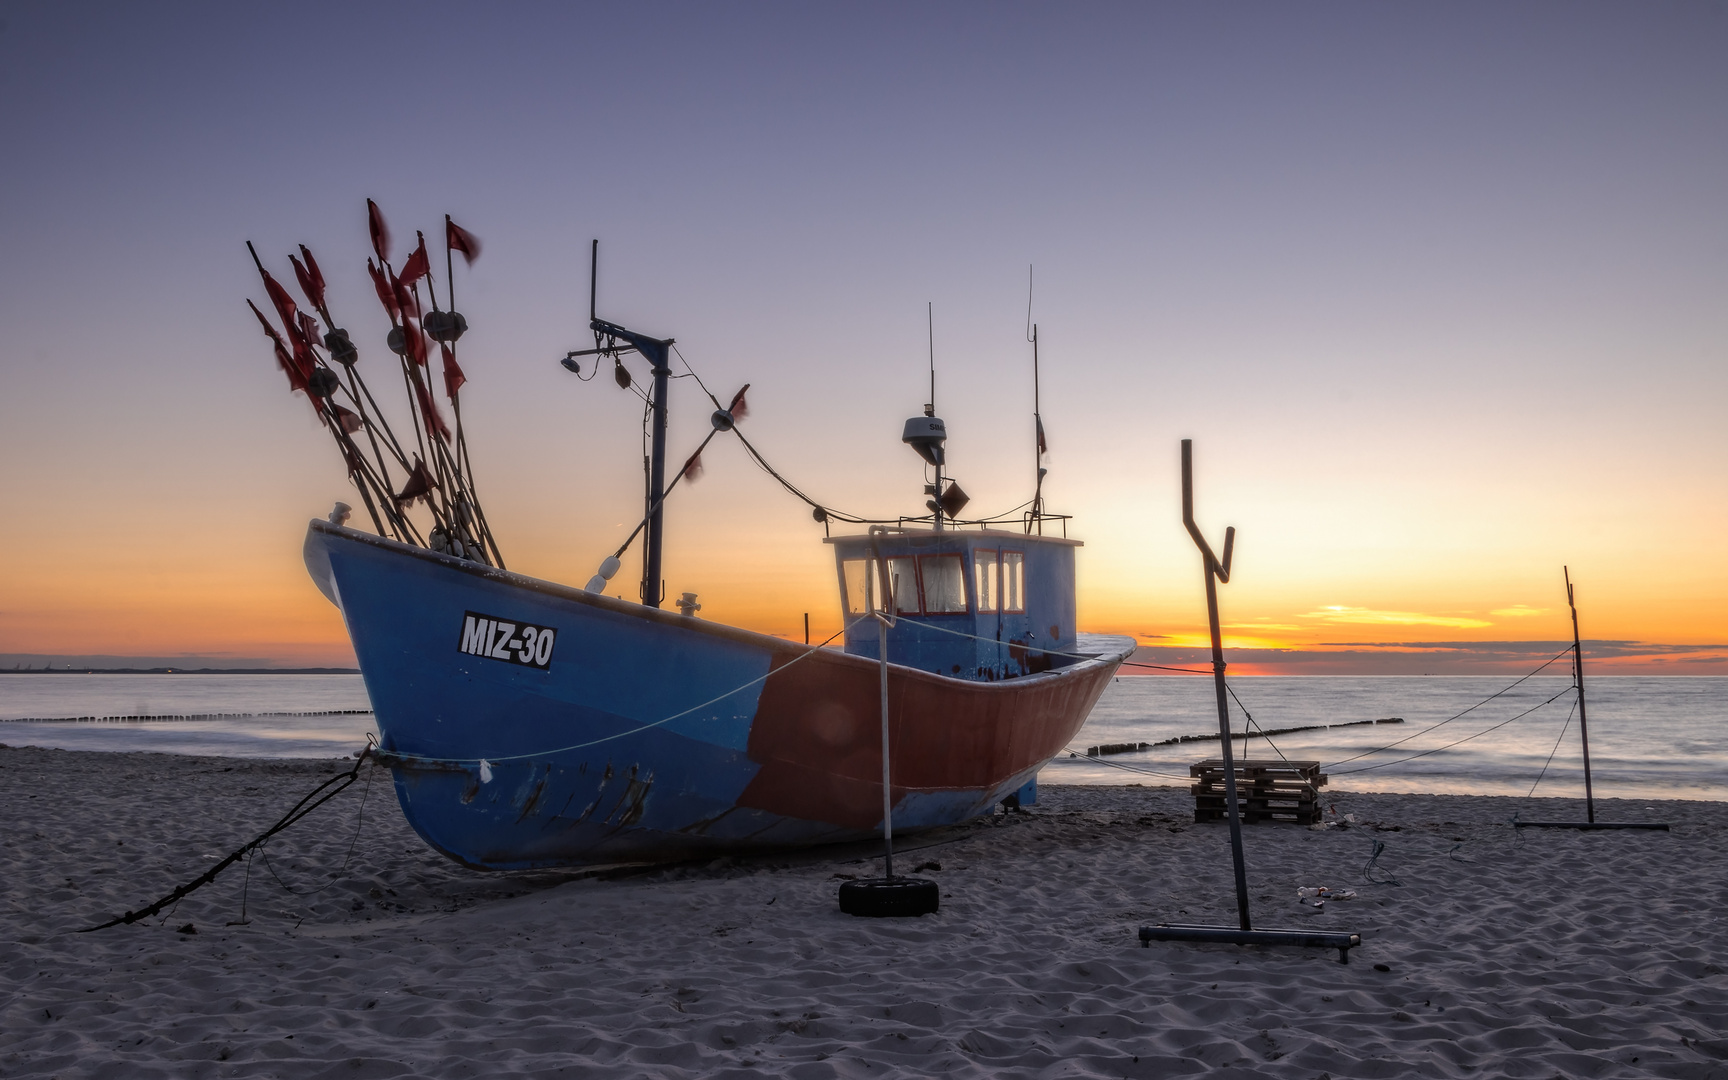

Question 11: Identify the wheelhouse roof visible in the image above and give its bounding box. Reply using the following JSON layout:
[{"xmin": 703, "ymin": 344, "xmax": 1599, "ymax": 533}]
[{"xmin": 824, "ymin": 528, "xmax": 1081, "ymax": 548}]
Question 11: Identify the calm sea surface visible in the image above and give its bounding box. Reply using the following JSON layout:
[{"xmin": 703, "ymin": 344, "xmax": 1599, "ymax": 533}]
[{"xmin": 2, "ymin": 674, "xmax": 1723, "ymax": 800}]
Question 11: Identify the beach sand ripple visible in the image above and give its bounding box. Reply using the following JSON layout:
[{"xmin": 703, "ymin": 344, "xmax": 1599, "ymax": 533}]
[{"xmin": 2, "ymin": 746, "xmax": 1726, "ymax": 1077}]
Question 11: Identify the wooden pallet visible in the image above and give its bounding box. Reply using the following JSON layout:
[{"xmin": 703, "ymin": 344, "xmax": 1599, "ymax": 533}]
[{"xmin": 1190, "ymin": 759, "xmax": 1327, "ymax": 825}]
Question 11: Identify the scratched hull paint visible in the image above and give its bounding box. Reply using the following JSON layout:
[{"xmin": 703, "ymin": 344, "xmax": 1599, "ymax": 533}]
[{"xmin": 304, "ymin": 521, "xmax": 1132, "ymax": 869}]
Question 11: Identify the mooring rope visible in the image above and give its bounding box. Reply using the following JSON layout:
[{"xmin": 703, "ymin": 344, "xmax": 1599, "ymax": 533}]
[
  {"xmin": 259, "ymin": 757, "xmax": 378, "ymax": 897},
  {"xmin": 80, "ymin": 737, "xmax": 377, "ymax": 932}
]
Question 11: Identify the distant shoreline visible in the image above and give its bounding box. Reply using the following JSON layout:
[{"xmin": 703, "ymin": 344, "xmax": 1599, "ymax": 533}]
[{"xmin": 2, "ymin": 668, "xmax": 361, "ymax": 675}]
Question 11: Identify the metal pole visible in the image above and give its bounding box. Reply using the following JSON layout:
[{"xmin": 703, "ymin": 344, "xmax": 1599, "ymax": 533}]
[
  {"xmin": 879, "ymin": 617, "xmax": 895, "ymax": 880},
  {"xmin": 1566, "ymin": 567, "xmax": 1595, "ymax": 823},
  {"xmin": 1183, "ymin": 439, "xmax": 1251, "ymax": 932},
  {"xmin": 928, "ymin": 302, "xmax": 942, "ymax": 534},
  {"xmin": 642, "ymin": 341, "xmax": 671, "ymax": 607},
  {"xmin": 1205, "ymin": 568, "xmax": 1252, "ymax": 931},
  {"xmin": 864, "ymin": 541, "xmax": 896, "ymax": 880},
  {"xmin": 583, "ymin": 243, "xmax": 673, "ymax": 609},
  {"xmin": 1032, "ymin": 324, "xmax": 1044, "ymax": 535}
]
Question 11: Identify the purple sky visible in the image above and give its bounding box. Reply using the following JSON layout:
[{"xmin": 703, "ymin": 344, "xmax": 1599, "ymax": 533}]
[{"xmin": 1, "ymin": 3, "xmax": 1724, "ymax": 667}]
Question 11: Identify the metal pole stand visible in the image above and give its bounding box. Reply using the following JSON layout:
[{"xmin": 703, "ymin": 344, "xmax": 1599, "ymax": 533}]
[
  {"xmin": 840, "ymin": 529, "xmax": 941, "ymax": 917},
  {"xmin": 1136, "ymin": 440, "xmax": 1361, "ymax": 963},
  {"xmin": 1514, "ymin": 568, "xmax": 1667, "ymax": 832}
]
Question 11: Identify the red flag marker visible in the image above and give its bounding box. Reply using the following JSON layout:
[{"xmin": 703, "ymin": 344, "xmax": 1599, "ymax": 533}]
[
  {"xmin": 290, "ymin": 255, "xmax": 323, "ymax": 313},
  {"xmin": 260, "ymin": 271, "xmax": 300, "ymax": 342},
  {"xmin": 367, "ymin": 199, "xmax": 392, "ymax": 263},
  {"xmin": 446, "ymin": 217, "xmax": 481, "ymax": 264},
  {"xmin": 368, "ymin": 260, "xmax": 399, "ymax": 321},
  {"xmin": 395, "ymin": 457, "xmax": 435, "ymax": 504},
  {"xmin": 332, "ymin": 403, "xmax": 364, "ymax": 434},
  {"xmin": 441, "ymin": 344, "xmax": 466, "ymax": 400},
  {"xmin": 681, "ymin": 447, "xmax": 704, "ymax": 483},
  {"xmin": 297, "ymin": 245, "xmax": 327, "ymax": 311},
  {"xmin": 392, "ymin": 270, "xmax": 421, "ymax": 325},
  {"xmin": 248, "ymin": 300, "xmax": 309, "ymax": 392},
  {"xmin": 403, "ymin": 320, "xmax": 428, "ymax": 367},
  {"xmin": 247, "ymin": 298, "xmax": 287, "ymax": 350},
  {"xmin": 399, "ymin": 232, "xmax": 430, "ymax": 287},
  {"xmin": 414, "ymin": 379, "xmax": 451, "ymax": 441},
  {"xmin": 728, "ymin": 384, "xmax": 750, "ymax": 421}
]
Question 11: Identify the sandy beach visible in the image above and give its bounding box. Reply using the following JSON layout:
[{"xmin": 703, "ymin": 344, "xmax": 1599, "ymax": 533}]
[{"xmin": 3, "ymin": 745, "xmax": 1726, "ymax": 1078}]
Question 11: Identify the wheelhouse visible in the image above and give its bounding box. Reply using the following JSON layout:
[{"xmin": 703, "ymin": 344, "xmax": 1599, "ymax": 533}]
[{"xmin": 827, "ymin": 528, "xmax": 1081, "ymax": 680}]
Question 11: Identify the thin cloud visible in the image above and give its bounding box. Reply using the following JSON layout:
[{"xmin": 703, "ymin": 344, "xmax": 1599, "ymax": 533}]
[
  {"xmin": 1301, "ymin": 606, "xmax": 1493, "ymax": 629},
  {"xmin": 1127, "ymin": 639, "xmax": 1728, "ymax": 674},
  {"xmin": 1491, "ymin": 605, "xmax": 1548, "ymax": 618}
]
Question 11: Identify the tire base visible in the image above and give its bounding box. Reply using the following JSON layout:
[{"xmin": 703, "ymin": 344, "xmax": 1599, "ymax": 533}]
[{"xmin": 838, "ymin": 877, "xmax": 940, "ymax": 918}]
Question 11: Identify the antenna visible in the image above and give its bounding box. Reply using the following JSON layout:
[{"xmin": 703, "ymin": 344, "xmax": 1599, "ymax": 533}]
[
  {"xmin": 589, "ymin": 239, "xmax": 598, "ymax": 323},
  {"xmin": 926, "ymin": 301, "xmax": 935, "ymax": 416},
  {"xmin": 1027, "ymin": 265, "xmax": 1045, "ymax": 533},
  {"xmin": 1025, "ymin": 264, "xmax": 1034, "ymax": 343}
]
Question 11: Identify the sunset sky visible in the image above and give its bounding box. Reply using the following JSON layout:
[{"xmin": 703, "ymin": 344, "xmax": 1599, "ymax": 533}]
[{"xmin": 1, "ymin": 3, "xmax": 1724, "ymax": 673}]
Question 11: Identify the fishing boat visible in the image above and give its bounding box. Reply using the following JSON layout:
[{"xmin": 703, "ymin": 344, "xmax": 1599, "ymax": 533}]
[
  {"xmin": 255, "ymin": 213, "xmax": 1131, "ymax": 869},
  {"xmin": 304, "ymin": 522, "xmax": 1130, "ymax": 869}
]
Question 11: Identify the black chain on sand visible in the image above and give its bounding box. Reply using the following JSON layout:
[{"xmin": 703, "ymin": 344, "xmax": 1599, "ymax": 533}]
[{"xmin": 79, "ymin": 738, "xmax": 376, "ymax": 933}]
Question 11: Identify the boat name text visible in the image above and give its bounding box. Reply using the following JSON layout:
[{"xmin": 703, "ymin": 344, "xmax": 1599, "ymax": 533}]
[{"xmin": 458, "ymin": 611, "xmax": 556, "ymax": 670}]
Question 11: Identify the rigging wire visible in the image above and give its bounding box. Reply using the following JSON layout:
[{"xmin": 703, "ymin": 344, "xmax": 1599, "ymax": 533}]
[
  {"xmin": 662, "ymin": 342, "xmax": 1062, "ymax": 529},
  {"xmin": 1524, "ymin": 697, "xmax": 1580, "ymax": 799},
  {"xmin": 1321, "ymin": 647, "xmax": 1573, "ymax": 769},
  {"xmin": 1120, "ymin": 661, "xmax": 1212, "ymax": 675},
  {"xmin": 1328, "ymin": 684, "xmax": 1576, "ymax": 776},
  {"xmin": 1056, "ymin": 747, "xmax": 1196, "ymax": 783}
]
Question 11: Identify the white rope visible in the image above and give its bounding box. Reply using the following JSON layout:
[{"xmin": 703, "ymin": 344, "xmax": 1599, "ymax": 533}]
[
  {"xmin": 843, "ymin": 611, "xmax": 1134, "ymax": 667},
  {"xmin": 384, "ymin": 626, "xmax": 846, "ymax": 767},
  {"xmin": 380, "ymin": 616, "xmax": 1131, "ymax": 770}
]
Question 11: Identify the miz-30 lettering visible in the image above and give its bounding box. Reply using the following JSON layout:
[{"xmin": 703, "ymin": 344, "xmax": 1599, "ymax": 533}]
[{"xmin": 460, "ymin": 614, "xmax": 555, "ymax": 667}]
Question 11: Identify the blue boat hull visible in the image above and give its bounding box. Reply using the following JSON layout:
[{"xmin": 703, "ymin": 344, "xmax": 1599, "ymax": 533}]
[{"xmin": 305, "ymin": 521, "xmax": 1131, "ymax": 869}]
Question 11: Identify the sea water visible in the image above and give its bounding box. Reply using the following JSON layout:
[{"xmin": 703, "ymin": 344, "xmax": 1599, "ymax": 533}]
[
  {"xmin": 0, "ymin": 675, "xmax": 375, "ymax": 759},
  {"xmin": 1045, "ymin": 675, "xmax": 1727, "ymax": 802},
  {"xmin": 2, "ymin": 673, "xmax": 1723, "ymax": 800}
]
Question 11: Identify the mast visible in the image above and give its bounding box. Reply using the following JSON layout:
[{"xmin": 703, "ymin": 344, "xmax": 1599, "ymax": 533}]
[
  {"xmin": 1565, "ymin": 566, "xmax": 1596, "ymax": 823},
  {"xmin": 1026, "ymin": 266, "xmax": 1046, "ymax": 535},
  {"xmin": 928, "ymin": 302, "xmax": 941, "ymax": 533},
  {"xmin": 1031, "ymin": 322, "xmax": 1044, "ymax": 534},
  {"xmin": 568, "ymin": 241, "xmax": 674, "ymax": 607}
]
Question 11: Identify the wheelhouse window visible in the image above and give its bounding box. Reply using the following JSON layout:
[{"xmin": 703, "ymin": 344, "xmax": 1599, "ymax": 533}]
[
  {"xmin": 887, "ymin": 557, "xmax": 921, "ymax": 615},
  {"xmin": 842, "ymin": 558, "xmax": 875, "ymax": 616},
  {"xmin": 973, "ymin": 550, "xmax": 999, "ymax": 612},
  {"xmin": 919, "ymin": 554, "xmax": 968, "ymax": 614},
  {"xmin": 1002, "ymin": 550, "xmax": 1025, "ymax": 612}
]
